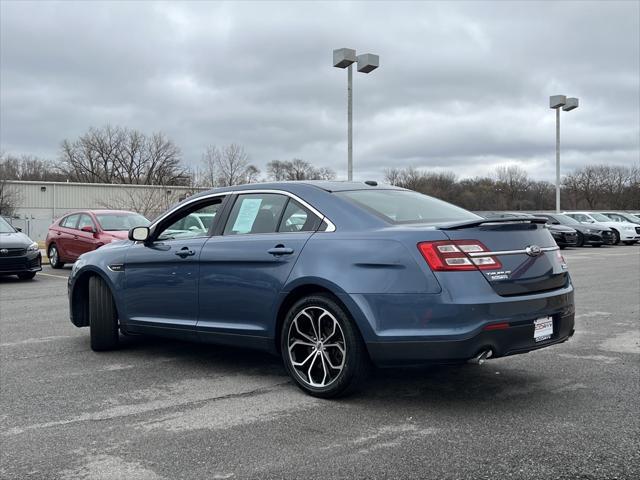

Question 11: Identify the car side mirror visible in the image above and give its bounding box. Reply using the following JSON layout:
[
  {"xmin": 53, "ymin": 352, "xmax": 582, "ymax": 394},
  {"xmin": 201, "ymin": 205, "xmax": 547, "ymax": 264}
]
[
  {"xmin": 81, "ymin": 225, "xmax": 95, "ymax": 233},
  {"xmin": 129, "ymin": 226, "xmax": 150, "ymax": 242}
]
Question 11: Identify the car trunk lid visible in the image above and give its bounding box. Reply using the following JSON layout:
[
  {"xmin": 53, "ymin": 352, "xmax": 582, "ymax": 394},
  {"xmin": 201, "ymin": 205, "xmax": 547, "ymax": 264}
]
[{"xmin": 436, "ymin": 217, "xmax": 568, "ymax": 296}]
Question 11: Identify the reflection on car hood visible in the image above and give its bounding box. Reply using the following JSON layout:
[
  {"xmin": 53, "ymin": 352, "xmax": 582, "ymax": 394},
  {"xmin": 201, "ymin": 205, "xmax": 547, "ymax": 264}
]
[
  {"xmin": 102, "ymin": 230, "xmax": 129, "ymax": 240},
  {"xmin": 0, "ymin": 231, "xmax": 34, "ymax": 248},
  {"xmin": 547, "ymin": 224, "xmax": 576, "ymax": 233}
]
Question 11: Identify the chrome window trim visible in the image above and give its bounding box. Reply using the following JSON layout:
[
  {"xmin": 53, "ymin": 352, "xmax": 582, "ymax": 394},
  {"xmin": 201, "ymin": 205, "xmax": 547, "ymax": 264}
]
[
  {"xmin": 467, "ymin": 246, "xmax": 559, "ymax": 257},
  {"xmin": 149, "ymin": 189, "xmax": 336, "ymax": 233}
]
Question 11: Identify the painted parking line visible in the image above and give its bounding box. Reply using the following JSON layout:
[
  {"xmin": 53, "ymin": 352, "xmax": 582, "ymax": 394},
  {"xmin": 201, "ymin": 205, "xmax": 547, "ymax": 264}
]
[{"xmin": 38, "ymin": 273, "xmax": 69, "ymax": 280}]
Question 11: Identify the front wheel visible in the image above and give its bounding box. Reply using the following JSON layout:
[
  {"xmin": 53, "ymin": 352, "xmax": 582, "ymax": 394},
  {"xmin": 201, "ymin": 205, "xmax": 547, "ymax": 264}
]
[
  {"xmin": 281, "ymin": 294, "xmax": 370, "ymax": 398},
  {"xmin": 611, "ymin": 229, "xmax": 620, "ymax": 245},
  {"xmin": 88, "ymin": 276, "xmax": 119, "ymax": 351}
]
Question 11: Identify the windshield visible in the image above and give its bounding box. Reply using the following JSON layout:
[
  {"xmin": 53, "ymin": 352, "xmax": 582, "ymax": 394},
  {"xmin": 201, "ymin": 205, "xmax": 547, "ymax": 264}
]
[
  {"xmin": 553, "ymin": 214, "xmax": 580, "ymax": 225},
  {"xmin": 590, "ymin": 213, "xmax": 611, "ymax": 222},
  {"xmin": 0, "ymin": 217, "xmax": 16, "ymax": 233},
  {"xmin": 336, "ymin": 190, "xmax": 480, "ymax": 225},
  {"xmin": 96, "ymin": 213, "xmax": 150, "ymax": 231}
]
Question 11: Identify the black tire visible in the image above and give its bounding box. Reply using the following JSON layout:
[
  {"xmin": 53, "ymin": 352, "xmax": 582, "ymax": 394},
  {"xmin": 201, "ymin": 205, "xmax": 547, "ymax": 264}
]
[
  {"xmin": 559, "ymin": 245, "xmax": 566, "ymax": 250},
  {"xmin": 88, "ymin": 275, "xmax": 119, "ymax": 351},
  {"xmin": 48, "ymin": 244, "xmax": 64, "ymax": 269},
  {"xmin": 592, "ymin": 243, "xmax": 602, "ymax": 248},
  {"xmin": 17, "ymin": 272, "xmax": 36, "ymax": 280},
  {"xmin": 611, "ymin": 229, "xmax": 620, "ymax": 245},
  {"xmin": 623, "ymin": 241, "xmax": 635, "ymax": 246},
  {"xmin": 281, "ymin": 294, "xmax": 370, "ymax": 398},
  {"xmin": 576, "ymin": 232, "xmax": 584, "ymax": 247}
]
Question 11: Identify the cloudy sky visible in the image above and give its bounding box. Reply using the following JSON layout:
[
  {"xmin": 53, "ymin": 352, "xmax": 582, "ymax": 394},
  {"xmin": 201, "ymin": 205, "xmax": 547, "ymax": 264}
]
[{"xmin": 1, "ymin": 0, "xmax": 639, "ymax": 181}]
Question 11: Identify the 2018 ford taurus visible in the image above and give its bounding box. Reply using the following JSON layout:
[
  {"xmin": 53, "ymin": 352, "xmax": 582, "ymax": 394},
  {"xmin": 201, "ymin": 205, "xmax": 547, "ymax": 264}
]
[{"xmin": 67, "ymin": 182, "xmax": 575, "ymax": 398}]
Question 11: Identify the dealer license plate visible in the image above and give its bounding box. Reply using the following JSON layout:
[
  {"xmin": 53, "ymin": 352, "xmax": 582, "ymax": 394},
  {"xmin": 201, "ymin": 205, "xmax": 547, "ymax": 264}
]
[{"xmin": 533, "ymin": 317, "xmax": 553, "ymax": 342}]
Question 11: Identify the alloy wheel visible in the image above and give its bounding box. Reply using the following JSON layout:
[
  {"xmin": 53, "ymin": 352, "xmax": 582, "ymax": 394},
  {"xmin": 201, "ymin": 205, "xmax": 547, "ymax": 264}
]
[
  {"xmin": 287, "ymin": 306, "xmax": 346, "ymax": 388},
  {"xmin": 49, "ymin": 246, "xmax": 58, "ymax": 266}
]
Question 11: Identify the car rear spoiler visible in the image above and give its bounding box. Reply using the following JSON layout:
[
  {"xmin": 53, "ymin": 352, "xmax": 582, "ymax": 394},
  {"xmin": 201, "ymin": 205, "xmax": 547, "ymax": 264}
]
[{"xmin": 438, "ymin": 216, "xmax": 549, "ymax": 230}]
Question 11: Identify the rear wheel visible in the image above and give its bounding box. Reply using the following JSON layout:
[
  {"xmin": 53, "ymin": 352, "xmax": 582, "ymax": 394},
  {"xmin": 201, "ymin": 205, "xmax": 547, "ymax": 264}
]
[
  {"xmin": 17, "ymin": 272, "xmax": 36, "ymax": 280},
  {"xmin": 88, "ymin": 276, "xmax": 119, "ymax": 351},
  {"xmin": 576, "ymin": 232, "xmax": 584, "ymax": 247},
  {"xmin": 281, "ymin": 294, "xmax": 370, "ymax": 398},
  {"xmin": 48, "ymin": 244, "xmax": 64, "ymax": 269}
]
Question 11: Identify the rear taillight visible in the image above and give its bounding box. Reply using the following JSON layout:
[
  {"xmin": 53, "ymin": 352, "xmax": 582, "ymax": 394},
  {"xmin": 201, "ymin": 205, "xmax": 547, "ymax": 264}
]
[{"xmin": 417, "ymin": 240, "xmax": 502, "ymax": 271}]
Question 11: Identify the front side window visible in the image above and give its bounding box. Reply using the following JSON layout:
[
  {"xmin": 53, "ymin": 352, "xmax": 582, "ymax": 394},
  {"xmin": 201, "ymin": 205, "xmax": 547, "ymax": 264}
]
[
  {"xmin": 336, "ymin": 189, "xmax": 479, "ymax": 225},
  {"xmin": 224, "ymin": 194, "xmax": 288, "ymax": 235},
  {"xmin": 61, "ymin": 214, "xmax": 80, "ymax": 229},
  {"xmin": 77, "ymin": 214, "xmax": 95, "ymax": 231},
  {"xmin": 157, "ymin": 200, "xmax": 222, "ymax": 240}
]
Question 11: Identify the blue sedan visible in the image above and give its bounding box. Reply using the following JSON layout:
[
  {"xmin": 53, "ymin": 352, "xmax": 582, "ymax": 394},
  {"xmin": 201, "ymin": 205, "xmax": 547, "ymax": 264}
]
[{"xmin": 68, "ymin": 181, "xmax": 575, "ymax": 397}]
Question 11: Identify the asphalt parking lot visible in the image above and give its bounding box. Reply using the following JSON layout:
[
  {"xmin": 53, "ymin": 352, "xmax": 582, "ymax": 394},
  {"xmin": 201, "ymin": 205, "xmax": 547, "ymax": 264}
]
[{"xmin": 1, "ymin": 246, "xmax": 639, "ymax": 480}]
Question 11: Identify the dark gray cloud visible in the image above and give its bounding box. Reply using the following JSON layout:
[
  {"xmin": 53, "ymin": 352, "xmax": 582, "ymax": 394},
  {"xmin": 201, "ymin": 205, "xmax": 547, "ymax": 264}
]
[{"xmin": 1, "ymin": 0, "xmax": 638, "ymax": 181}]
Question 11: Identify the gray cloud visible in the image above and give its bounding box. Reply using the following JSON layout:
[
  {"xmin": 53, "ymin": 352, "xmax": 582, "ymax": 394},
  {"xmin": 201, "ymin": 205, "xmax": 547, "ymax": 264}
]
[{"xmin": 1, "ymin": 0, "xmax": 638, "ymax": 181}]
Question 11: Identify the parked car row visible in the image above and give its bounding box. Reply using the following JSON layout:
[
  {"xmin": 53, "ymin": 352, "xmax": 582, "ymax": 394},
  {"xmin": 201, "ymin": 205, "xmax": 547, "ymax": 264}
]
[
  {"xmin": 0, "ymin": 210, "xmax": 150, "ymax": 280},
  {"xmin": 476, "ymin": 211, "xmax": 640, "ymax": 248}
]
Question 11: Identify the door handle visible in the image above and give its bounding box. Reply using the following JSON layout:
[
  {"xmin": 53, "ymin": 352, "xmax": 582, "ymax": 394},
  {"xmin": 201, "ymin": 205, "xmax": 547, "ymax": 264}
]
[
  {"xmin": 175, "ymin": 247, "xmax": 196, "ymax": 258},
  {"xmin": 267, "ymin": 245, "xmax": 294, "ymax": 256}
]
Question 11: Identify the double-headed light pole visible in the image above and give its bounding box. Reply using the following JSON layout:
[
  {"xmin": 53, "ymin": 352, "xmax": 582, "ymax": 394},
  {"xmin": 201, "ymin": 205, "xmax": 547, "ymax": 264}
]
[
  {"xmin": 549, "ymin": 95, "xmax": 579, "ymax": 213},
  {"xmin": 333, "ymin": 48, "xmax": 379, "ymax": 181}
]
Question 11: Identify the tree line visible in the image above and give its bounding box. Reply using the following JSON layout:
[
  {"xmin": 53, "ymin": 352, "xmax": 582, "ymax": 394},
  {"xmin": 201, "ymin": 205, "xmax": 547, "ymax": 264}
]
[
  {"xmin": 384, "ymin": 164, "xmax": 639, "ymax": 211},
  {"xmin": 1, "ymin": 125, "xmax": 638, "ymax": 216}
]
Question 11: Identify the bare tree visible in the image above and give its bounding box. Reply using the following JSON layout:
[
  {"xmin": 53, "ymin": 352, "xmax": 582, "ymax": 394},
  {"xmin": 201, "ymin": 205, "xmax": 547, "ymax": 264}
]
[
  {"xmin": 200, "ymin": 144, "xmax": 260, "ymax": 187},
  {"xmin": 59, "ymin": 126, "xmax": 189, "ymax": 185},
  {"xmin": 265, "ymin": 159, "xmax": 336, "ymax": 181},
  {"xmin": 494, "ymin": 165, "xmax": 531, "ymax": 210},
  {"xmin": 0, "ymin": 152, "xmax": 21, "ymax": 216}
]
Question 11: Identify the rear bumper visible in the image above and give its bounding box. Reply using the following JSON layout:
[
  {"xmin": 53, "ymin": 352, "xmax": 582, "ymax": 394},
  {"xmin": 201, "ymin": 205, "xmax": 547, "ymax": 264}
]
[
  {"xmin": 367, "ymin": 312, "xmax": 574, "ymax": 366},
  {"xmin": 0, "ymin": 252, "xmax": 42, "ymax": 275}
]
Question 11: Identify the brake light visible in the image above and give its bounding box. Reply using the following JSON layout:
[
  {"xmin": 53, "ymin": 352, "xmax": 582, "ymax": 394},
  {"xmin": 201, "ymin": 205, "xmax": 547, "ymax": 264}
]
[{"xmin": 417, "ymin": 240, "xmax": 502, "ymax": 271}]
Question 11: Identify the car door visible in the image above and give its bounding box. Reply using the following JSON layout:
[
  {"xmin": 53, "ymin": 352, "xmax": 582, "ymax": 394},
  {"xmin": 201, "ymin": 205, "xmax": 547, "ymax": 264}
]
[
  {"xmin": 56, "ymin": 213, "xmax": 80, "ymax": 260},
  {"xmin": 75, "ymin": 213, "xmax": 98, "ymax": 257},
  {"xmin": 197, "ymin": 192, "xmax": 323, "ymax": 344},
  {"xmin": 122, "ymin": 196, "xmax": 227, "ymax": 340}
]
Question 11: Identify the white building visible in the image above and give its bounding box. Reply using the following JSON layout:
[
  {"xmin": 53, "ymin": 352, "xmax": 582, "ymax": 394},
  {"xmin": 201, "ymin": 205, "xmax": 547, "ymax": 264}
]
[{"xmin": 4, "ymin": 180, "xmax": 206, "ymax": 241}]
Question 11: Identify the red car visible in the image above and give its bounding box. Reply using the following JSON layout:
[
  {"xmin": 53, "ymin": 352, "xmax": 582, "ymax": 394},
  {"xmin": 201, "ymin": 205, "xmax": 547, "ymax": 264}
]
[{"xmin": 45, "ymin": 210, "xmax": 149, "ymax": 268}]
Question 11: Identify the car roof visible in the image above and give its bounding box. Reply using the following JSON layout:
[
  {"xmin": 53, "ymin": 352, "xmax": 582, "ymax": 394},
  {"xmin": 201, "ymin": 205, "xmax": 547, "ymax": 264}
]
[
  {"xmin": 61, "ymin": 209, "xmax": 139, "ymax": 216},
  {"xmin": 186, "ymin": 180, "xmax": 403, "ymax": 199}
]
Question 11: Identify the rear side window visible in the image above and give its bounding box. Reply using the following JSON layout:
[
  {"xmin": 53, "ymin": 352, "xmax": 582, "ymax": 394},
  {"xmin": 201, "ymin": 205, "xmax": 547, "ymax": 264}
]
[
  {"xmin": 224, "ymin": 194, "xmax": 288, "ymax": 235},
  {"xmin": 336, "ymin": 190, "xmax": 479, "ymax": 225},
  {"xmin": 60, "ymin": 214, "xmax": 80, "ymax": 229},
  {"xmin": 278, "ymin": 200, "xmax": 321, "ymax": 232}
]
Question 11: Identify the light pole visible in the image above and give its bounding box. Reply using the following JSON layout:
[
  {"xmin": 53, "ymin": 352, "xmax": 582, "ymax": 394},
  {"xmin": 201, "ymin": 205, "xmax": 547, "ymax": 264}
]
[
  {"xmin": 333, "ymin": 48, "xmax": 379, "ymax": 181},
  {"xmin": 550, "ymin": 95, "xmax": 579, "ymax": 213}
]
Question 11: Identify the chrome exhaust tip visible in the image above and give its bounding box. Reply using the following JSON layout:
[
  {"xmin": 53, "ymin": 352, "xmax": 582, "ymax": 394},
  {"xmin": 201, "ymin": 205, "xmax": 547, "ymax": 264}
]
[{"xmin": 468, "ymin": 349, "xmax": 493, "ymax": 365}]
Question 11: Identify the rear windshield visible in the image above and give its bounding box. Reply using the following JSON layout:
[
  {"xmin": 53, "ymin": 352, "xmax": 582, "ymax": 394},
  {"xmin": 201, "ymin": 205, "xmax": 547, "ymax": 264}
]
[
  {"xmin": 96, "ymin": 213, "xmax": 150, "ymax": 231},
  {"xmin": 336, "ymin": 190, "xmax": 480, "ymax": 225}
]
